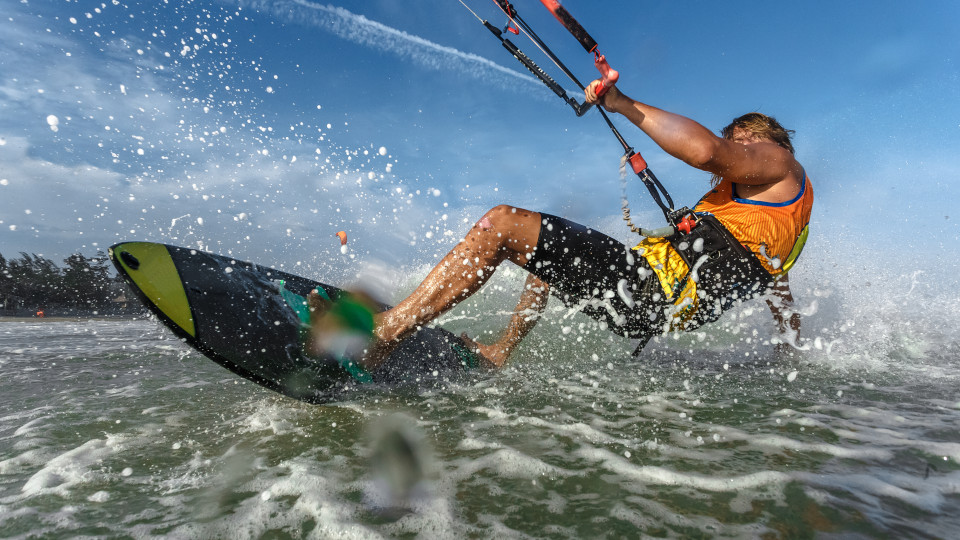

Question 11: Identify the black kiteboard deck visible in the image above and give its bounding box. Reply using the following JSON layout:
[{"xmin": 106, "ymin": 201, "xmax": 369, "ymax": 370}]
[{"xmin": 109, "ymin": 242, "xmax": 483, "ymax": 403}]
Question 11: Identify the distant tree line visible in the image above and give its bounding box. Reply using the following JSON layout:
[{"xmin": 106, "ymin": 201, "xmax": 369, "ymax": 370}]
[{"xmin": 0, "ymin": 251, "xmax": 146, "ymax": 317}]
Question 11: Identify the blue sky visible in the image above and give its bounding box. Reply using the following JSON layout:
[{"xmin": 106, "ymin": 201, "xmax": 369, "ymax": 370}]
[{"xmin": 1, "ymin": 0, "xmax": 958, "ymax": 278}]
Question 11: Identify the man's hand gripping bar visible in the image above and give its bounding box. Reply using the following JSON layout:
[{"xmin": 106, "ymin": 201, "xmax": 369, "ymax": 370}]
[{"xmin": 539, "ymin": 0, "xmax": 619, "ymax": 96}]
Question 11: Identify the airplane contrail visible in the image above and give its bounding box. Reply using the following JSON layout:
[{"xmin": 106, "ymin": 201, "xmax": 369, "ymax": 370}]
[{"xmin": 238, "ymin": 0, "xmax": 542, "ymax": 89}]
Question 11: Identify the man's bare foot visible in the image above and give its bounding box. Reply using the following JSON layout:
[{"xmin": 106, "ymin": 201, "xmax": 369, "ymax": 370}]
[
  {"xmin": 306, "ymin": 289, "xmax": 390, "ymax": 373},
  {"xmin": 459, "ymin": 332, "xmax": 507, "ymax": 369}
]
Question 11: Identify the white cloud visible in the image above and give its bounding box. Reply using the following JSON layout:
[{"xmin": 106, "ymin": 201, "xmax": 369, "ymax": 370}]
[
  {"xmin": 0, "ymin": 129, "xmax": 467, "ymax": 280},
  {"xmin": 0, "ymin": 1, "xmax": 468, "ymax": 274}
]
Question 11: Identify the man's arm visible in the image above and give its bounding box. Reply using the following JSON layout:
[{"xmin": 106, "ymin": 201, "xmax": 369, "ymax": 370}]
[{"xmin": 584, "ymin": 82, "xmax": 801, "ymax": 187}]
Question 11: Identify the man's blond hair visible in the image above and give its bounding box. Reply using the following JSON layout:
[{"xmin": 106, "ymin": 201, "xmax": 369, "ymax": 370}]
[{"xmin": 712, "ymin": 112, "xmax": 795, "ymax": 186}]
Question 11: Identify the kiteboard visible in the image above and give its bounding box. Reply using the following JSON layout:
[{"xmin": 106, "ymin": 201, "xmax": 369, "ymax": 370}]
[{"xmin": 109, "ymin": 242, "xmax": 484, "ymax": 403}]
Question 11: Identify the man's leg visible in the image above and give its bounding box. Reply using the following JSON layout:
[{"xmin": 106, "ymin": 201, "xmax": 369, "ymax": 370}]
[
  {"xmin": 465, "ymin": 272, "xmax": 549, "ymax": 367},
  {"xmin": 365, "ymin": 205, "xmax": 543, "ymax": 369}
]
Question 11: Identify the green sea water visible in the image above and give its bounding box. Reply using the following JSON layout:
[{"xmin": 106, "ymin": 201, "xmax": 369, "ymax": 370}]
[{"xmin": 2, "ymin": 262, "xmax": 958, "ymax": 540}]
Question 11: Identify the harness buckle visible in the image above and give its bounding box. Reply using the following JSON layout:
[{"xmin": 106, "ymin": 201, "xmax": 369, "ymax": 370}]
[
  {"xmin": 676, "ymin": 215, "xmax": 696, "ymax": 234},
  {"xmin": 669, "ymin": 208, "xmax": 700, "ymax": 235}
]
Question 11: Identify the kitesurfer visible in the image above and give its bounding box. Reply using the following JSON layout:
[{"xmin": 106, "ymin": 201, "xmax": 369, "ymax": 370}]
[{"xmin": 309, "ymin": 81, "xmax": 813, "ymax": 370}]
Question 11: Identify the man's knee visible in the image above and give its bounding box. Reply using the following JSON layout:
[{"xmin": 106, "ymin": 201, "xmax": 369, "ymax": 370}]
[
  {"xmin": 476, "ymin": 205, "xmax": 516, "ymax": 230},
  {"xmin": 470, "ymin": 205, "xmax": 541, "ymax": 263},
  {"xmin": 478, "ymin": 205, "xmax": 541, "ymax": 230}
]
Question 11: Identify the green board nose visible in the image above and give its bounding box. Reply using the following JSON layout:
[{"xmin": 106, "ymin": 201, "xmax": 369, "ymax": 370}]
[{"xmin": 109, "ymin": 242, "xmax": 196, "ymax": 337}]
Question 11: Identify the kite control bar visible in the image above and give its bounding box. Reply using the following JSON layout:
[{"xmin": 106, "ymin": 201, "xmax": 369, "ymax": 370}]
[
  {"xmin": 460, "ymin": 0, "xmax": 693, "ymax": 235},
  {"xmin": 460, "ymin": 0, "xmax": 593, "ymax": 117},
  {"xmin": 538, "ymin": 0, "xmax": 618, "ymax": 97},
  {"xmin": 480, "ymin": 20, "xmax": 593, "ymax": 117}
]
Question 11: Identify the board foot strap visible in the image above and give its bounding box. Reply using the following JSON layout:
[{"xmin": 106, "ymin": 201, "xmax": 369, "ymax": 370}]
[{"xmin": 277, "ymin": 281, "xmax": 374, "ymax": 384}]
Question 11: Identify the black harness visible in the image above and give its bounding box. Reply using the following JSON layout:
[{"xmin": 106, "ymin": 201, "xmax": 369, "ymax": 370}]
[
  {"xmin": 670, "ymin": 214, "xmax": 776, "ymax": 327},
  {"xmin": 632, "ymin": 215, "xmax": 776, "ymax": 353}
]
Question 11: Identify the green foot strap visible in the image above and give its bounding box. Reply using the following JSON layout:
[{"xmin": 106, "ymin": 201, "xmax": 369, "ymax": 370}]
[
  {"xmin": 279, "ymin": 281, "xmax": 374, "ymax": 384},
  {"xmin": 327, "ymin": 296, "xmax": 375, "ymax": 384},
  {"xmin": 277, "ymin": 280, "xmax": 330, "ymax": 326},
  {"xmin": 452, "ymin": 342, "xmax": 481, "ymax": 370}
]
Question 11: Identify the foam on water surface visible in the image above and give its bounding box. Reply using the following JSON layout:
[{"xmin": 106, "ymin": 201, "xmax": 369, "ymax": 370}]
[{"xmin": 1, "ymin": 278, "xmax": 959, "ymax": 537}]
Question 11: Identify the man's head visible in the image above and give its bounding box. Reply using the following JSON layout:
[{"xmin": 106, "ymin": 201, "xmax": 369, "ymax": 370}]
[{"xmin": 721, "ymin": 112, "xmax": 795, "ymax": 155}]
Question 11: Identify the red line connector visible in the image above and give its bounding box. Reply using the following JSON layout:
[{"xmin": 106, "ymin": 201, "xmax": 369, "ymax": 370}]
[
  {"xmin": 628, "ymin": 153, "xmax": 647, "ymax": 174},
  {"xmin": 675, "ymin": 214, "xmax": 697, "ymax": 235}
]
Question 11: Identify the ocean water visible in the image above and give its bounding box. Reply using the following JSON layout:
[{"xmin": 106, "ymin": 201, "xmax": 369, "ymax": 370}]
[{"xmin": 2, "ymin": 250, "xmax": 959, "ymax": 539}]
